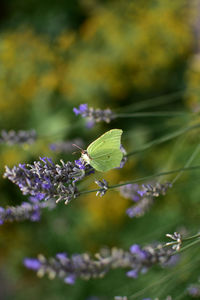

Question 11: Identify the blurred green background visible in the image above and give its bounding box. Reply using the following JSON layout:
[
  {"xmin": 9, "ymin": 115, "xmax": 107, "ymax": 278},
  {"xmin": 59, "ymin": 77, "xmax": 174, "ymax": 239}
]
[{"xmin": 1, "ymin": 0, "xmax": 200, "ymax": 299}]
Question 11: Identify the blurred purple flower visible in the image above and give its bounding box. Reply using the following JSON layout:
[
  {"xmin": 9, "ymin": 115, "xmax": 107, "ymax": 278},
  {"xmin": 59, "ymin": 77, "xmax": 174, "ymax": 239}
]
[
  {"xmin": 0, "ymin": 200, "xmax": 55, "ymax": 225},
  {"xmin": 126, "ymin": 269, "xmax": 138, "ymax": 278},
  {"xmin": 187, "ymin": 284, "xmax": 200, "ymax": 297},
  {"xmin": 64, "ymin": 274, "xmax": 76, "ymax": 285},
  {"xmin": 120, "ymin": 182, "xmax": 172, "ymax": 218},
  {"xmin": 86, "ymin": 119, "xmax": 95, "ymax": 128},
  {"xmin": 162, "ymin": 254, "xmax": 180, "ymax": 267},
  {"xmin": 130, "ymin": 244, "xmax": 147, "ymax": 260},
  {"xmin": 0, "ymin": 129, "xmax": 37, "ymax": 145},
  {"xmin": 24, "ymin": 242, "xmax": 175, "ymax": 285},
  {"xmin": 24, "ymin": 258, "xmax": 41, "ymax": 271},
  {"xmin": 56, "ymin": 253, "xmax": 68, "ymax": 261},
  {"xmin": 73, "ymin": 104, "xmax": 115, "ymax": 127}
]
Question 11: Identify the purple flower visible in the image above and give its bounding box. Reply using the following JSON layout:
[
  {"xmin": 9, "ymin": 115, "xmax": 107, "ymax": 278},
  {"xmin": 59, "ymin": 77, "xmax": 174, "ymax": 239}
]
[
  {"xmin": 126, "ymin": 269, "xmax": 138, "ymax": 278},
  {"xmin": 73, "ymin": 104, "xmax": 115, "ymax": 126},
  {"xmin": 162, "ymin": 254, "xmax": 180, "ymax": 267},
  {"xmin": 73, "ymin": 104, "xmax": 88, "ymax": 116},
  {"xmin": 75, "ymin": 159, "xmax": 86, "ymax": 170},
  {"xmin": 29, "ymin": 193, "xmax": 45, "ymax": 203},
  {"xmin": 73, "ymin": 157, "xmax": 94, "ymax": 183},
  {"xmin": 86, "ymin": 119, "xmax": 95, "ymax": 128},
  {"xmin": 137, "ymin": 189, "xmax": 147, "ymax": 197},
  {"xmin": 79, "ymin": 104, "xmax": 88, "ymax": 113},
  {"xmin": 4, "ymin": 157, "xmax": 82, "ymax": 204},
  {"xmin": 39, "ymin": 157, "xmax": 53, "ymax": 164},
  {"xmin": 130, "ymin": 244, "xmax": 147, "ymax": 260},
  {"xmin": 126, "ymin": 206, "xmax": 143, "ymax": 218},
  {"xmin": 30, "ymin": 208, "xmax": 41, "ymax": 221},
  {"xmin": 187, "ymin": 285, "xmax": 200, "ymax": 297},
  {"xmin": 24, "ymin": 242, "xmax": 175, "ymax": 285},
  {"xmin": 73, "ymin": 108, "xmax": 80, "ymax": 115},
  {"xmin": 132, "ymin": 195, "xmax": 140, "ymax": 202},
  {"xmin": 0, "ymin": 200, "xmax": 55, "ymax": 225},
  {"xmin": 0, "ymin": 129, "xmax": 37, "ymax": 145},
  {"xmin": 120, "ymin": 184, "xmax": 140, "ymax": 201},
  {"xmin": 24, "ymin": 258, "xmax": 41, "ymax": 270},
  {"xmin": 0, "ymin": 207, "xmax": 5, "ymax": 225},
  {"xmin": 64, "ymin": 274, "xmax": 76, "ymax": 285},
  {"xmin": 120, "ymin": 182, "xmax": 172, "ymax": 218},
  {"xmin": 56, "ymin": 253, "xmax": 68, "ymax": 260},
  {"xmin": 49, "ymin": 144, "xmax": 57, "ymax": 151}
]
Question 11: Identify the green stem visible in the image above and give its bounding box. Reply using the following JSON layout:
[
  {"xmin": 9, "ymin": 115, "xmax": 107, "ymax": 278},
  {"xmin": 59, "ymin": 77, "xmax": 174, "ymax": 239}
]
[
  {"xmin": 178, "ymin": 237, "xmax": 200, "ymax": 254},
  {"xmin": 182, "ymin": 233, "xmax": 200, "ymax": 241},
  {"xmin": 161, "ymin": 233, "xmax": 200, "ymax": 251},
  {"xmin": 115, "ymin": 111, "xmax": 189, "ymax": 118},
  {"xmin": 172, "ymin": 142, "xmax": 200, "ymax": 184},
  {"xmin": 129, "ymin": 254, "xmax": 199, "ymax": 299},
  {"xmin": 79, "ymin": 165, "xmax": 200, "ymax": 195},
  {"xmin": 128, "ymin": 233, "xmax": 200, "ymax": 299},
  {"xmin": 118, "ymin": 89, "xmax": 185, "ymax": 113},
  {"xmin": 126, "ymin": 123, "xmax": 200, "ymax": 157}
]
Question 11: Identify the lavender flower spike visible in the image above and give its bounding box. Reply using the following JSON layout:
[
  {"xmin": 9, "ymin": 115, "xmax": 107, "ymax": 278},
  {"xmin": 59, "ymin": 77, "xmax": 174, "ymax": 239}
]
[
  {"xmin": 24, "ymin": 242, "xmax": 175, "ymax": 285},
  {"xmin": 0, "ymin": 129, "xmax": 37, "ymax": 145},
  {"xmin": 120, "ymin": 182, "xmax": 172, "ymax": 218},
  {"xmin": 4, "ymin": 157, "xmax": 95, "ymax": 204},
  {"xmin": 0, "ymin": 200, "xmax": 55, "ymax": 225},
  {"xmin": 95, "ymin": 179, "xmax": 108, "ymax": 197},
  {"xmin": 73, "ymin": 104, "xmax": 115, "ymax": 126},
  {"xmin": 187, "ymin": 284, "xmax": 200, "ymax": 297}
]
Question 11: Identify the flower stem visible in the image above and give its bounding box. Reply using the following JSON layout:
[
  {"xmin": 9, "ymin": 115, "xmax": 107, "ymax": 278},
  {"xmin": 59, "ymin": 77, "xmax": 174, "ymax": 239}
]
[
  {"xmin": 178, "ymin": 237, "xmax": 200, "ymax": 254},
  {"xmin": 79, "ymin": 165, "xmax": 200, "ymax": 195},
  {"xmin": 118, "ymin": 89, "xmax": 185, "ymax": 113},
  {"xmin": 182, "ymin": 233, "xmax": 200, "ymax": 242},
  {"xmin": 115, "ymin": 111, "xmax": 190, "ymax": 118},
  {"xmin": 126, "ymin": 123, "xmax": 200, "ymax": 157},
  {"xmin": 172, "ymin": 142, "xmax": 200, "ymax": 184}
]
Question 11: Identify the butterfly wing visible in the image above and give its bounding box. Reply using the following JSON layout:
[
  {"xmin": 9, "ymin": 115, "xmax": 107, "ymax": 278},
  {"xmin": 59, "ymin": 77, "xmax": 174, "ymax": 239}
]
[
  {"xmin": 89, "ymin": 149, "xmax": 123, "ymax": 172},
  {"xmin": 87, "ymin": 129, "xmax": 123, "ymax": 172}
]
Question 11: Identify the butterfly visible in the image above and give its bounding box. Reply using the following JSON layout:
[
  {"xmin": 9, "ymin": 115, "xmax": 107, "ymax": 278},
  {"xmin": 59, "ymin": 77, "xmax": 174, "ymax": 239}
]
[{"xmin": 81, "ymin": 129, "xmax": 123, "ymax": 172}]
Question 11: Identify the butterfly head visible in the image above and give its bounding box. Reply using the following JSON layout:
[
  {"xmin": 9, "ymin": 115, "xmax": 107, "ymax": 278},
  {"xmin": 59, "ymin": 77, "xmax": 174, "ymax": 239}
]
[
  {"xmin": 72, "ymin": 143, "xmax": 84, "ymax": 155},
  {"xmin": 81, "ymin": 151, "xmax": 91, "ymax": 165}
]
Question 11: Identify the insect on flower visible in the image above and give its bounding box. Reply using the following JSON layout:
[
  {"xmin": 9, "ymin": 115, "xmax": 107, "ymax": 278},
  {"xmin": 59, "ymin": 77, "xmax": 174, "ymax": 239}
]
[{"xmin": 73, "ymin": 129, "xmax": 123, "ymax": 172}]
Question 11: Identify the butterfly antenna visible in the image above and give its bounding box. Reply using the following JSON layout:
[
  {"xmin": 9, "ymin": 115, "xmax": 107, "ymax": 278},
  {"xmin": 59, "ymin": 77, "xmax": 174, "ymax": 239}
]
[{"xmin": 72, "ymin": 144, "xmax": 84, "ymax": 154}]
